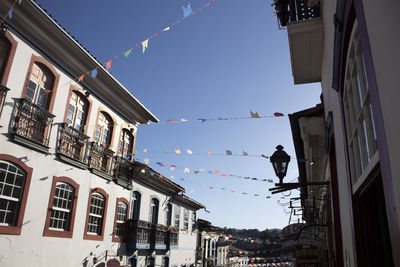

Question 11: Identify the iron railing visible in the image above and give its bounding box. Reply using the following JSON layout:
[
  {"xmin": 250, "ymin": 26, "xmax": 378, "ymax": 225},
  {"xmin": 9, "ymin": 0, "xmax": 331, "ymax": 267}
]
[
  {"xmin": 114, "ymin": 156, "xmax": 135, "ymax": 182},
  {"xmin": 124, "ymin": 220, "xmax": 178, "ymax": 249},
  {"xmin": 273, "ymin": 0, "xmax": 320, "ymax": 27},
  {"xmin": 88, "ymin": 142, "xmax": 114, "ymax": 175},
  {"xmin": 57, "ymin": 124, "xmax": 89, "ymax": 163},
  {"xmin": 11, "ymin": 98, "xmax": 55, "ymax": 147}
]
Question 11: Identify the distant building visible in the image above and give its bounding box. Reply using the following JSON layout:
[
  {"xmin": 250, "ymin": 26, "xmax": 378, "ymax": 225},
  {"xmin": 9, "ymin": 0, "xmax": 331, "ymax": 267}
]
[
  {"xmin": 0, "ymin": 1, "xmax": 204, "ymax": 266},
  {"xmin": 275, "ymin": 0, "xmax": 400, "ymax": 266}
]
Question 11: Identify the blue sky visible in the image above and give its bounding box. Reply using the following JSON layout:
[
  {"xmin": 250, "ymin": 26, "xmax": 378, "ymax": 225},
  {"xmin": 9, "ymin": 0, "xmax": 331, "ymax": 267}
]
[{"xmin": 36, "ymin": 0, "xmax": 321, "ymax": 230}]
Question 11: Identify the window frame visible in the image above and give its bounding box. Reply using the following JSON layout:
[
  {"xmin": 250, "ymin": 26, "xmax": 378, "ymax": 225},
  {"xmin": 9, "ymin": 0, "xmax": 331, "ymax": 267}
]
[
  {"xmin": 0, "ymin": 31, "xmax": 18, "ymax": 86},
  {"xmin": 21, "ymin": 55, "xmax": 60, "ymax": 113},
  {"xmin": 112, "ymin": 197, "xmax": 129, "ymax": 242},
  {"xmin": 342, "ymin": 21, "xmax": 378, "ymax": 189},
  {"xmin": 117, "ymin": 127, "xmax": 135, "ymax": 160},
  {"xmin": 173, "ymin": 206, "xmax": 180, "ymax": 228},
  {"xmin": 149, "ymin": 197, "xmax": 159, "ymax": 225},
  {"xmin": 93, "ymin": 108, "xmax": 115, "ymax": 147},
  {"xmin": 43, "ymin": 176, "xmax": 79, "ymax": 238},
  {"xmin": 83, "ymin": 188, "xmax": 109, "ymax": 241},
  {"xmin": 0, "ymin": 154, "xmax": 33, "ymax": 235},
  {"xmin": 130, "ymin": 191, "xmax": 141, "ymax": 220},
  {"xmin": 63, "ymin": 86, "xmax": 92, "ymax": 135},
  {"xmin": 183, "ymin": 209, "xmax": 189, "ymax": 230}
]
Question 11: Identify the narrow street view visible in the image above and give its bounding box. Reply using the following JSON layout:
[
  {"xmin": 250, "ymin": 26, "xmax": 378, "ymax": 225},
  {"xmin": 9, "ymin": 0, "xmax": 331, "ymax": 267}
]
[{"xmin": 0, "ymin": 0, "xmax": 398, "ymax": 267}]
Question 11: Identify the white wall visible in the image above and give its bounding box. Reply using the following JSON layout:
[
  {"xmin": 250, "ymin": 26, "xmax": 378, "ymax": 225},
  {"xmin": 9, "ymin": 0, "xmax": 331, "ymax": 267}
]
[{"xmin": 0, "ymin": 30, "xmax": 200, "ymax": 267}]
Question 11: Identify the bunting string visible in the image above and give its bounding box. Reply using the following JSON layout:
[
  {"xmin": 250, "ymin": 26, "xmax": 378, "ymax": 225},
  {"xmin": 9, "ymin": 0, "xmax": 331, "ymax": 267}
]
[
  {"xmin": 136, "ymin": 148, "xmax": 309, "ymax": 162},
  {"xmin": 74, "ymin": 0, "xmax": 217, "ymax": 83},
  {"xmin": 150, "ymin": 111, "xmax": 286, "ymax": 125},
  {"xmin": 142, "ymin": 158, "xmax": 276, "ymax": 183},
  {"xmin": 170, "ymin": 175, "xmax": 272, "ymax": 199}
]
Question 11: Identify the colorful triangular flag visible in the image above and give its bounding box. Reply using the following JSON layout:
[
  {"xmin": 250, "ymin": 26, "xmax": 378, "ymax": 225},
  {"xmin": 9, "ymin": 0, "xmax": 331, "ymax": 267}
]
[
  {"xmin": 182, "ymin": 3, "xmax": 192, "ymax": 17},
  {"xmin": 91, "ymin": 69, "xmax": 98, "ymax": 78},
  {"xmin": 226, "ymin": 150, "xmax": 232, "ymax": 155},
  {"xmin": 8, "ymin": 8, "xmax": 13, "ymax": 19},
  {"xmin": 184, "ymin": 168, "xmax": 190, "ymax": 173},
  {"xmin": 142, "ymin": 39, "xmax": 149, "ymax": 53},
  {"xmin": 250, "ymin": 110, "xmax": 261, "ymax": 118},
  {"xmin": 124, "ymin": 48, "xmax": 132, "ymax": 57},
  {"xmin": 174, "ymin": 149, "xmax": 181, "ymax": 154},
  {"xmin": 242, "ymin": 151, "xmax": 249, "ymax": 156},
  {"xmin": 106, "ymin": 59, "xmax": 112, "ymax": 71},
  {"xmin": 163, "ymin": 27, "xmax": 170, "ymax": 31},
  {"xmin": 186, "ymin": 149, "xmax": 193, "ymax": 154},
  {"xmin": 78, "ymin": 74, "xmax": 84, "ymax": 82}
]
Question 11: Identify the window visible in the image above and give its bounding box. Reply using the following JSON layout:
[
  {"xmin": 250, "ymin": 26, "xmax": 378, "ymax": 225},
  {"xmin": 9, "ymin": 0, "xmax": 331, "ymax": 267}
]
[
  {"xmin": 0, "ymin": 155, "xmax": 32, "ymax": 235},
  {"xmin": 146, "ymin": 256, "xmax": 155, "ymax": 267},
  {"xmin": 112, "ymin": 198, "xmax": 129, "ymax": 242},
  {"xmin": 0, "ymin": 34, "xmax": 11, "ymax": 82},
  {"xmin": 174, "ymin": 206, "xmax": 180, "ymax": 228},
  {"xmin": 165, "ymin": 203, "xmax": 172, "ymax": 226},
  {"xmin": 95, "ymin": 111, "xmax": 114, "ymax": 146},
  {"xmin": 43, "ymin": 176, "xmax": 79, "ymax": 238},
  {"xmin": 66, "ymin": 91, "xmax": 89, "ymax": 132},
  {"xmin": 130, "ymin": 191, "xmax": 141, "ymax": 220},
  {"xmin": 24, "ymin": 63, "xmax": 54, "ymax": 110},
  {"xmin": 161, "ymin": 257, "xmax": 169, "ymax": 267},
  {"xmin": 118, "ymin": 129, "xmax": 134, "ymax": 160},
  {"xmin": 343, "ymin": 22, "xmax": 377, "ymax": 185},
  {"xmin": 183, "ymin": 209, "xmax": 189, "ymax": 230},
  {"xmin": 84, "ymin": 188, "xmax": 108, "ymax": 240},
  {"xmin": 191, "ymin": 211, "xmax": 196, "ymax": 230},
  {"xmin": 149, "ymin": 198, "xmax": 159, "ymax": 224}
]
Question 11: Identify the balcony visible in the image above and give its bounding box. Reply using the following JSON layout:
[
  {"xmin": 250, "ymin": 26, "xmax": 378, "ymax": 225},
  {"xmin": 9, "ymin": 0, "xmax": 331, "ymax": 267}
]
[
  {"xmin": 273, "ymin": 0, "xmax": 323, "ymax": 84},
  {"xmin": 88, "ymin": 142, "xmax": 114, "ymax": 180},
  {"xmin": 113, "ymin": 156, "xmax": 134, "ymax": 189},
  {"xmin": 154, "ymin": 224, "xmax": 169, "ymax": 250},
  {"xmin": 169, "ymin": 227, "xmax": 179, "ymax": 247},
  {"xmin": 10, "ymin": 98, "xmax": 55, "ymax": 153},
  {"xmin": 125, "ymin": 220, "xmax": 178, "ymax": 250},
  {"xmin": 56, "ymin": 124, "xmax": 89, "ymax": 169},
  {"xmin": 125, "ymin": 220, "xmax": 152, "ymax": 249}
]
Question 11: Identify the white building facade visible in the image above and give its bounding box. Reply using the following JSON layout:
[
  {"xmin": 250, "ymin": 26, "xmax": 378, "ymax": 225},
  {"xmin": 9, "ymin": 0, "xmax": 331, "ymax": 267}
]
[{"xmin": 0, "ymin": 1, "xmax": 204, "ymax": 266}]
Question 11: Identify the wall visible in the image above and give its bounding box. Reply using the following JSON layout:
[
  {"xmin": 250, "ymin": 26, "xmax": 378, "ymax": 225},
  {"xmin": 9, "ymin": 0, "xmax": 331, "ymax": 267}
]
[{"xmin": 319, "ymin": 0, "xmax": 357, "ymax": 266}]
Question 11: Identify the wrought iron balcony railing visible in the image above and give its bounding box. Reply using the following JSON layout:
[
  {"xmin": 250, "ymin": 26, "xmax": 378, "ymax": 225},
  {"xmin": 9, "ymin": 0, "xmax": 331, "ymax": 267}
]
[
  {"xmin": 155, "ymin": 224, "xmax": 169, "ymax": 249},
  {"xmin": 10, "ymin": 98, "xmax": 55, "ymax": 152},
  {"xmin": 56, "ymin": 124, "xmax": 89, "ymax": 168},
  {"xmin": 124, "ymin": 220, "xmax": 178, "ymax": 250},
  {"xmin": 125, "ymin": 219, "xmax": 152, "ymax": 249},
  {"xmin": 88, "ymin": 142, "xmax": 114, "ymax": 179},
  {"xmin": 169, "ymin": 227, "xmax": 179, "ymax": 247},
  {"xmin": 273, "ymin": 0, "xmax": 320, "ymax": 27},
  {"xmin": 113, "ymin": 156, "xmax": 135, "ymax": 187}
]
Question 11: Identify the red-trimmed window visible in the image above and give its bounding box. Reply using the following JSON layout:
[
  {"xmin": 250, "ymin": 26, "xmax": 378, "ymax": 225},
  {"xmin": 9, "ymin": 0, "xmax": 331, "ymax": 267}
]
[
  {"xmin": 66, "ymin": 91, "xmax": 89, "ymax": 132},
  {"xmin": 0, "ymin": 155, "xmax": 32, "ymax": 235},
  {"xmin": 95, "ymin": 111, "xmax": 114, "ymax": 146},
  {"xmin": 118, "ymin": 128, "xmax": 134, "ymax": 160},
  {"xmin": 25, "ymin": 63, "xmax": 55, "ymax": 110},
  {"xmin": 0, "ymin": 34, "xmax": 11, "ymax": 83},
  {"xmin": 112, "ymin": 198, "xmax": 129, "ymax": 242},
  {"xmin": 83, "ymin": 188, "xmax": 108, "ymax": 241},
  {"xmin": 43, "ymin": 176, "xmax": 79, "ymax": 238}
]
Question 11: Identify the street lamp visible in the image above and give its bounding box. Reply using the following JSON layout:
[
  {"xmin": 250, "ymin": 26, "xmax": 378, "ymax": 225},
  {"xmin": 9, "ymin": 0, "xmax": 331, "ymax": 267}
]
[{"xmin": 270, "ymin": 145, "xmax": 290, "ymax": 184}]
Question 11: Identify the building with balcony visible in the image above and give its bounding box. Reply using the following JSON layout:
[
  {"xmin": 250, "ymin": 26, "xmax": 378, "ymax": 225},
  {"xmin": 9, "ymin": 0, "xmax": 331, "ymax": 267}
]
[
  {"xmin": 275, "ymin": 0, "xmax": 400, "ymax": 266},
  {"xmin": 0, "ymin": 1, "xmax": 204, "ymax": 266}
]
